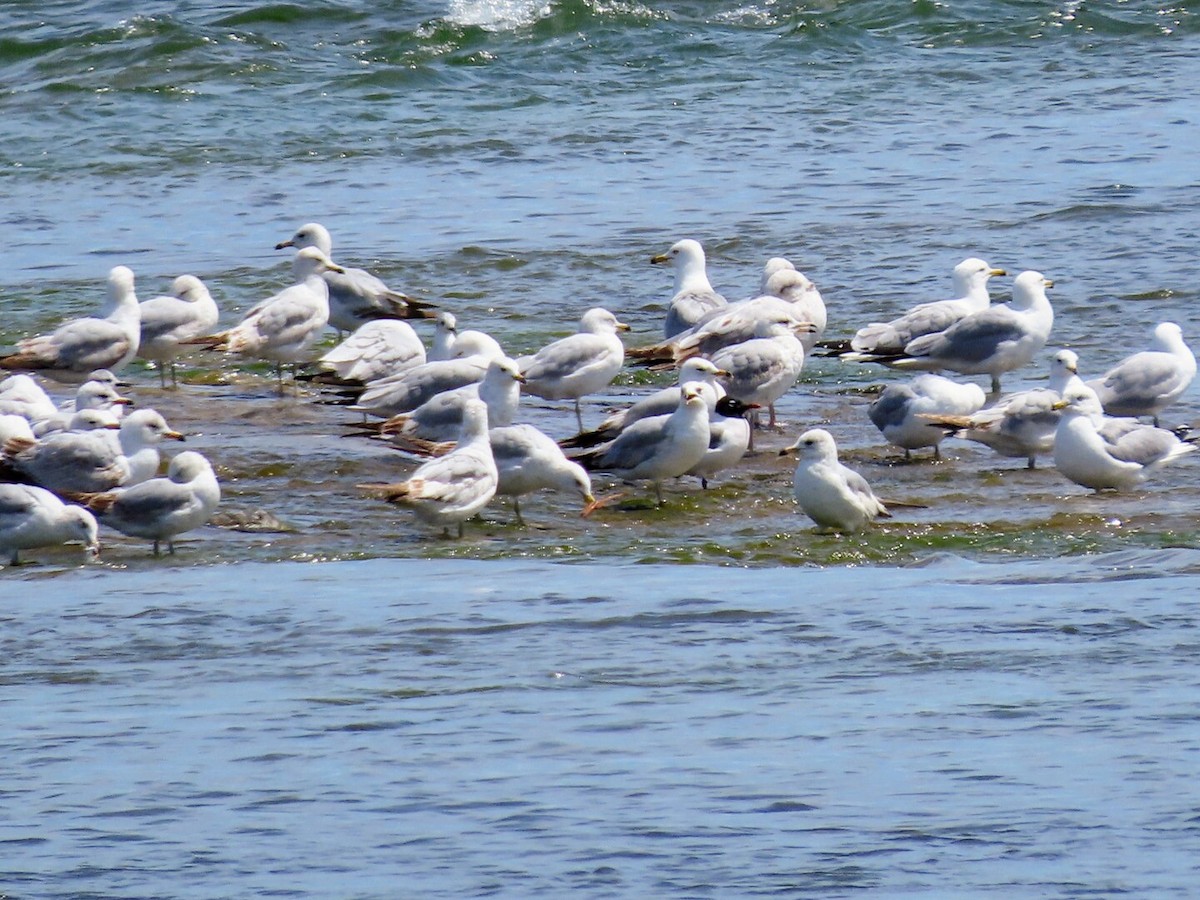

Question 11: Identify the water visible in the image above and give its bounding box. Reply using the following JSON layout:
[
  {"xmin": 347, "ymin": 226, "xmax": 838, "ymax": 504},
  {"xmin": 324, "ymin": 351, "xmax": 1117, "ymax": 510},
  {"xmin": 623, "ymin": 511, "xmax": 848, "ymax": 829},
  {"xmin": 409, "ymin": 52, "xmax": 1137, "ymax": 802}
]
[{"xmin": 3, "ymin": 1, "xmax": 1200, "ymax": 894}]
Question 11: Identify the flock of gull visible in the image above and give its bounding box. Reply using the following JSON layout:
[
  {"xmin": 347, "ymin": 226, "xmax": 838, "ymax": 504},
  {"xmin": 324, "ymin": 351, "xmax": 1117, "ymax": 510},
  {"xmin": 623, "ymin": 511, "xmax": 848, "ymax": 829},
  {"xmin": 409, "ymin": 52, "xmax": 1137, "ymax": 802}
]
[{"xmin": 2, "ymin": 223, "xmax": 1197, "ymax": 565}]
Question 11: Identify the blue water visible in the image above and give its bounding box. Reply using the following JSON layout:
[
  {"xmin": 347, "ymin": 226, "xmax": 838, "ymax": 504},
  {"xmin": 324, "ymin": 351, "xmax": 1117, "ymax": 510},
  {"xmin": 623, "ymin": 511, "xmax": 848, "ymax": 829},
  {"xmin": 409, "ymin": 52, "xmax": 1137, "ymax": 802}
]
[
  {"xmin": 4, "ymin": 552, "xmax": 1200, "ymax": 897},
  {"xmin": 4, "ymin": 1, "xmax": 1200, "ymax": 894}
]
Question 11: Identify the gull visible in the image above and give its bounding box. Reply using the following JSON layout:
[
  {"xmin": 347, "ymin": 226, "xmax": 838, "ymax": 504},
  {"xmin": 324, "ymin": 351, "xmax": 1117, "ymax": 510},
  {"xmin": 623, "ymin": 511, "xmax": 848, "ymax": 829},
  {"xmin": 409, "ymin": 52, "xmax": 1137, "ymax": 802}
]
[
  {"xmin": 873, "ymin": 269, "xmax": 1055, "ymax": 394},
  {"xmin": 651, "ymin": 239, "xmax": 727, "ymax": 338},
  {"xmin": 573, "ymin": 386, "xmax": 711, "ymax": 506},
  {"xmin": 559, "ymin": 357, "xmax": 728, "ymax": 450},
  {"xmin": 780, "ymin": 428, "xmax": 890, "ymax": 532},
  {"xmin": 630, "ymin": 268, "xmax": 823, "ymax": 366},
  {"xmin": 31, "ymin": 378, "xmax": 134, "ymax": 437},
  {"xmin": 519, "ymin": 307, "xmax": 630, "ymax": 432},
  {"xmin": 195, "ymin": 246, "xmax": 342, "ymax": 393},
  {"xmin": 113, "ymin": 408, "xmax": 187, "ymax": 486},
  {"xmin": 711, "ymin": 317, "xmax": 808, "ymax": 433},
  {"xmin": 832, "ymin": 257, "xmax": 1006, "ymax": 359},
  {"xmin": 351, "ymin": 330, "xmax": 505, "ymax": 418},
  {"xmin": 310, "ymin": 319, "xmax": 426, "ymax": 386},
  {"xmin": 358, "ymin": 398, "xmax": 497, "ymax": 538},
  {"xmin": 275, "ymin": 222, "xmax": 436, "ymax": 333},
  {"xmin": 1052, "ymin": 384, "xmax": 1195, "ymax": 491},
  {"xmin": 868, "ymin": 373, "xmax": 987, "ymax": 460},
  {"xmin": 429, "ymin": 312, "xmax": 459, "ymax": 361},
  {"xmin": 920, "ymin": 349, "xmax": 1082, "ymax": 468},
  {"xmin": 373, "ymin": 422, "xmax": 597, "ymax": 523},
  {"xmin": 1085, "ymin": 322, "xmax": 1196, "ymax": 425},
  {"xmin": 137, "ymin": 274, "xmax": 220, "ymax": 387},
  {"xmin": 379, "ymin": 357, "xmax": 525, "ymax": 445},
  {"xmin": 2, "ymin": 407, "xmax": 183, "ymax": 493},
  {"xmin": 0, "ymin": 414, "xmax": 35, "ymax": 445},
  {"xmin": 1, "ymin": 265, "xmax": 141, "ymax": 382},
  {"xmin": 688, "ymin": 395, "xmax": 759, "ymax": 488},
  {"xmin": 76, "ymin": 450, "xmax": 220, "ymax": 556},
  {"xmin": 0, "ymin": 374, "xmax": 58, "ymax": 422},
  {"xmin": 0, "ymin": 483, "xmax": 99, "ymax": 566}
]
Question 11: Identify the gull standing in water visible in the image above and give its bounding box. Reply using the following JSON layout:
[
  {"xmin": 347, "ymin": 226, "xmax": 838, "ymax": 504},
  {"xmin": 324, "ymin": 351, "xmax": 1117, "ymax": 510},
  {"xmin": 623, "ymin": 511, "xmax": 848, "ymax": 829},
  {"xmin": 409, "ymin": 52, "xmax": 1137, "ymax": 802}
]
[
  {"xmin": 1085, "ymin": 322, "xmax": 1196, "ymax": 425},
  {"xmin": 358, "ymin": 398, "xmax": 497, "ymax": 538},
  {"xmin": 833, "ymin": 257, "xmax": 1006, "ymax": 359},
  {"xmin": 876, "ymin": 269, "xmax": 1055, "ymax": 394},
  {"xmin": 275, "ymin": 222, "xmax": 436, "ymax": 332},
  {"xmin": 379, "ymin": 357, "xmax": 524, "ymax": 445},
  {"xmin": 351, "ymin": 331, "xmax": 505, "ymax": 418},
  {"xmin": 194, "ymin": 246, "xmax": 342, "ymax": 393},
  {"xmin": 520, "ymin": 307, "xmax": 629, "ymax": 432},
  {"xmin": 1, "ymin": 265, "xmax": 141, "ymax": 383},
  {"xmin": 651, "ymin": 239, "xmax": 727, "ymax": 339},
  {"xmin": 868, "ymin": 373, "xmax": 987, "ymax": 460},
  {"xmin": 0, "ymin": 483, "xmax": 99, "ymax": 566},
  {"xmin": 572, "ymin": 386, "xmax": 711, "ymax": 506},
  {"xmin": 311, "ymin": 319, "xmax": 427, "ymax": 386},
  {"xmin": 137, "ymin": 274, "xmax": 220, "ymax": 388},
  {"xmin": 920, "ymin": 349, "xmax": 1082, "ymax": 468},
  {"xmin": 78, "ymin": 450, "xmax": 221, "ymax": 556},
  {"xmin": 1052, "ymin": 384, "xmax": 1196, "ymax": 491},
  {"xmin": 630, "ymin": 268, "xmax": 823, "ymax": 366},
  {"xmin": 780, "ymin": 428, "xmax": 890, "ymax": 533},
  {"xmin": 559, "ymin": 356, "xmax": 728, "ymax": 450},
  {"xmin": 711, "ymin": 317, "xmax": 808, "ymax": 435}
]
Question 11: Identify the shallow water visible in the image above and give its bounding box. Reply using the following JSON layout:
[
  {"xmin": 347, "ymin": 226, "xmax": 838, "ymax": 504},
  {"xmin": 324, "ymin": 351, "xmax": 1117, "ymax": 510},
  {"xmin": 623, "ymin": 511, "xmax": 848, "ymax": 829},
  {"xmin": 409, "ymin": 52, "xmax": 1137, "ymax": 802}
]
[{"xmin": 3, "ymin": 1, "xmax": 1200, "ymax": 894}]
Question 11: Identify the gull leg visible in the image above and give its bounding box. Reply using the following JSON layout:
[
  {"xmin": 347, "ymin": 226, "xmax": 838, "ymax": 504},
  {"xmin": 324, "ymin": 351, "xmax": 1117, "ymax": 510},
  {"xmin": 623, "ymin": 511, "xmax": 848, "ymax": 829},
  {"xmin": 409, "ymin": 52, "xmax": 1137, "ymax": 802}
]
[{"xmin": 574, "ymin": 400, "xmax": 584, "ymax": 433}]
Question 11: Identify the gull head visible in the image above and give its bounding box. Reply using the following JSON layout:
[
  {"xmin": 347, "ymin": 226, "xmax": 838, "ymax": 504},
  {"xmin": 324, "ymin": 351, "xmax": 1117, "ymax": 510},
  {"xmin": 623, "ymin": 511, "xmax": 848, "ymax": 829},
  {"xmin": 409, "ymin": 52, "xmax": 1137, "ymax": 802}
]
[
  {"xmin": 679, "ymin": 357, "xmax": 729, "ymax": 381},
  {"xmin": 952, "ymin": 257, "xmax": 1006, "ymax": 296},
  {"xmin": 1051, "ymin": 348, "xmax": 1079, "ymax": 376},
  {"xmin": 781, "ymin": 428, "xmax": 838, "ymax": 462},
  {"xmin": 581, "ymin": 307, "xmax": 630, "ymax": 334},
  {"xmin": 293, "ymin": 245, "xmax": 346, "ymax": 277},
  {"xmin": 276, "ymin": 222, "xmax": 333, "ymax": 256},
  {"xmin": 171, "ymin": 274, "xmax": 209, "ymax": 303},
  {"xmin": 1052, "ymin": 384, "xmax": 1103, "ymax": 417},
  {"xmin": 1152, "ymin": 321, "xmax": 1185, "ymax": 350},
  {"xmin": 121, "ymin": 409, "xmax": 185, "ymax": 444},
  {"xmin": 68, "ymin": 506, "xmax": 101, "ymax": 560},
  {"xmin": 714, "ymin": 396, "xmax": 760, "ymax": 419},
  {"xmin": 650, "ymin": 238, "xmax": 705, "ymax": 268}
]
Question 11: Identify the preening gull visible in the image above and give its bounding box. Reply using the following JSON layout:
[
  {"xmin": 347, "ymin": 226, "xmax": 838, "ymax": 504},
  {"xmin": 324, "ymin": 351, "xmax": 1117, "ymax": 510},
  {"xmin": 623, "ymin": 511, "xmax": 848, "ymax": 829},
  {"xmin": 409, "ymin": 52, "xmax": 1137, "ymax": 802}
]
[
  {"xmin": 0, "ymin": 483, "xmax": 99, "ymax": 566},
  {"xmin": 780, "ymin": 428, "xmax": 890, "ymax": 532},
  {"xmin": 868, "ymin": 373, "xmax": 987, "ymax": 460},
  {"xmin": 1085, "ymin": 322, "xmax": 1196, "ymax": 425},
  {"xmin": 79, "ymin": 450, "xmax": 220, "ymax": 556},
  {"xmin": 137, "ymin": 274, "xmax": 220, "ymax": 388},
  {"xmin": 520, "ymin": 307, "xmax": 629, "ymax": 432},
  {"xmin": 651, "ymin": 239, "xmax": 727, "ymax": 339},
  {"xmin": 1, "ymin": 266, "xmax": 141, "ymax": 382},
  {"xmin": 275, "ymin": 222, "xmax": 436, "ymax": 332},
  {"xmin": 358, "ymin": 398, "xmax": 497, "ymax": 537},
  {"xmin": 1052, "ymin": 384, "xmax": 1196, "ymax": 491},
  {"xmin": 312, "ymin": 319, "xmax": 426, "ymax": 386}
]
